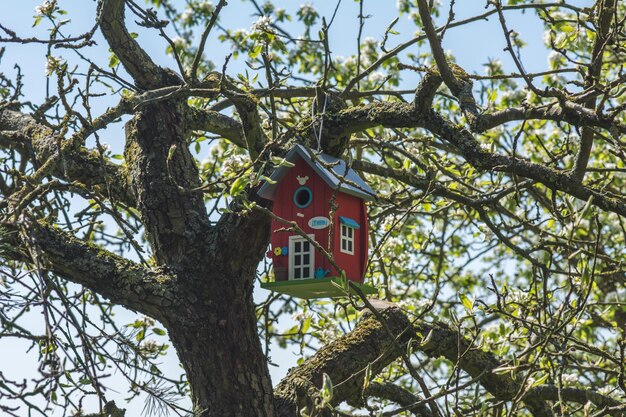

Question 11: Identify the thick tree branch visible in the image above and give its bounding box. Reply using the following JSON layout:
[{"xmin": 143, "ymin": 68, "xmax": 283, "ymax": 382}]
[
  {"xmin": 423, "ymin": 111, "xmax": 626, "ymax": 217},
  {"xmin": 274, "ymin": 304, "xmax": 415, "ymax": 417},
  {"xmin": 186, "ymin": 107, "xmax": 246, "ymax": 147},
  {"xmin": 472, "ymin": 103, "xmax": 626, "ymax": 134},
  {"xmin": 1, "ymin": 220, "xmax": 176, "ymax": 321},
  {"xmin": 221, "ymin": 91, "xmax": 267, "ymax": 159},
  {"xmin": 275, "ymin": 304, "xmax": 551, "ymax": 417},
  {"xmin": 415, "ymin": 0, "xmax": 478, "ymax": 119},
  {"xmin": 572, "ymin": 0, "xmax": 617, "ymax": 180},
  {"xmin": 0, "ymin": 109, "xmax": 135, "ymax": 207},
  {"xmin": 100, "ymin": 0, "xmax": 179, "ymax": 89},
  {"xmin": 322, "ymin": 102, "xmax": 626, "ymax": 217},
  {"xmin": 416, "ymin": 0, "xmax": 460, "ymax": 97},
  {"xmin": 524, "ymin": 385, "xmax": 621, "ymax": 411},
  {"xmin": 364, "ymin": 383, "xmax": 431, "ymax": 417}
]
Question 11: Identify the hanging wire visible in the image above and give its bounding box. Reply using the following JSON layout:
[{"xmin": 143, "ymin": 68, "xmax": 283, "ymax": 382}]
[{"xmin": 312, "ymin": 90, "xmax": 328, "ymax": 153}]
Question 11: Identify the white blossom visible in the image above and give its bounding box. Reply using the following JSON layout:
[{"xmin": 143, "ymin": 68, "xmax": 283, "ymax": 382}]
[
  {"xmin": 548, "ymin": 51, "xmax": 562, "ymax": 65},
  {"xmin": 368, "ymin": 71, "xmax": 386, "ymax": 83},
  {"xmin": 181, "ymin": 9, "xmax": 193, "ymax": 24},
  {"xmin": 507, "ymin": 289, "xmax": 526, "ymax": 304},
  {"xmin": 396, "ymin": 0, "xmax": 410, "ymax": 10},
  {"xmin": 199, "ymin": 1, "xmax": 214, "ymax": 13},
  {"xmin": 299, "ymin": 3, "xmax": 316, "ymax": 16},
  {"xmin": 141, "ymin": 315, "xmax": 155, "ymax": 327},
  {"xmin": 172, "ymin": 37, "xmax": 189, "ymax": 49},
  {"xmin": 319, "ymin": 327, "xmax": 337, "ymax": 342},
  {"xmin": 45, "ymin": 55, "xmax": 63, "ymax": 76},
  {"xmin": 561, "ymin": 373, "xmax": 578, "ymax": 385},
  {"xmin": 343, "ymin": 56, "xmax": 357, "ymax": 67},
  {"xmin": 233, "ymin": 28, "xmax": 249, "ymax": 39},
  {"xmin": 35, "ymin": 0, "xmax": 56, "ymax": 16},
  {"xmin": 554, "ymin": 32, "xmax": 567, "ymax": 46},
  {"xmin": 221, "ymin": 153, "xmax": 250, "ymax": 175},
  {"xmin": 140, "ymin": 339, "xmax": 160, "ymax": 354},
  {"xmin": 291, "ymin": 311, "xmax": 312, "ymax": 322},
  {"xmin": 251, "ymin": 15, "xmax": 274, "ymax": 35},
  {"xmin": 478, "ymin": 225, "xmax": 494, "ymax": 241},
  {"xmin": 362, "ymin": 37, "xmax": 378, "ymax": 49},
  {"xmin": 543, "ymin": 30, "xmax": 553, "ymax": 46},
  {"xmin": 381, "ymin": 217, "xmax": 396, "ymax": 232}
]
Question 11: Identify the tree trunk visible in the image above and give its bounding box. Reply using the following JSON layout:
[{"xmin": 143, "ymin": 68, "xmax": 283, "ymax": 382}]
[
  {"xmin": 167, "ymin": 282, "xmax": 275, "ymax": 417},
  {"xmin": 123, "ymin": 97, "xmax": 276, "ymax": 416}
]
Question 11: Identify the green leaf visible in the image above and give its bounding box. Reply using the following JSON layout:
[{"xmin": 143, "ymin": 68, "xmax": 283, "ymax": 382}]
[
  {"xmin": 531, "ymin": 373, "xmax": 549, "ymax": 387},
  {"xmin": 229, "ymin": 176, "xmax": 249, "ymax": 196},
  {"xmin": 272, "ymin": 157, "xmax": 295, "ymax": 168},
  {"xmin": 555, "ymin": 22, "xmax": 575, "ymax": 33},
  {"xmin": 260, "ymin": 175, "xmax": 277, "ymax": 185},
  {"xmin": 459, "ymin": 294, "xmax": 474, "ymax": 312},
  {"xmin": 153, "ymin": 328, "xmax": 166, "ymax": 336},
  {"xmin": 321, "ymin": 373, "xmax": 333, "ymax": 404},
  {"xmin": 420, "ymin": 329, "xmax": 434, "ymax": 346},
  {"xmin": 363, "ymin": 363, "xmax": 372, "ymax": 390},
  {"xmin": 249, "ymin": 44, "xmax": 263, "ymax": 59},
  {"xmin": 136, "ymin": 328, "xmax": 145, "ymax": 341},
  {"xmin": 492, "ymin": 365, "xmax": 517, "ymax": 375},
  {"xmin": 167, "ymin": 144, "xmax": 177, "ymax": 161},
  {"xmin": 108, "ymin": 53, "xmax": 119, "ymax": 68}
]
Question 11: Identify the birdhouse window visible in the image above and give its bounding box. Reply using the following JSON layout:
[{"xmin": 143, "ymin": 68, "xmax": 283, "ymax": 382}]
[
  {"xmin": 293, "ymin": 186, "xmax": 313, "ymax": 208},
  {"xmin": 289, "ymin": 235, "xmax": 315, "ymax": 280},
  {"xmin": 339, "ymin": 217, "xmax": 359, "ymax": 255},
  {"xmin": 340, "ymin": 224, "xmax": 355, "ymax": 255}
]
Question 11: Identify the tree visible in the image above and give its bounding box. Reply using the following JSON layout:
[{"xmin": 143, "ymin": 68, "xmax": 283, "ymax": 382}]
[{"xmin": 1, "ymin": 0, "xmax": 625, "ymax": 416}]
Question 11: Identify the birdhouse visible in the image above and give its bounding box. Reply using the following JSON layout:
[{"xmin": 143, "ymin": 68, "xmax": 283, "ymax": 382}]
[{"xmin": 258, "ymin": 144, "xmax": 377, "ymax": 299}]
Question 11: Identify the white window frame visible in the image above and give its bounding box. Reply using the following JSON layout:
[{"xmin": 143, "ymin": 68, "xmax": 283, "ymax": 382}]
[
  {"xmin": 340, "ymin": 224, "xmax": 355, "ymax": 255},
  {"xmin": 288, "ymin": 234, "xmax": 315, "ymax": 280}
]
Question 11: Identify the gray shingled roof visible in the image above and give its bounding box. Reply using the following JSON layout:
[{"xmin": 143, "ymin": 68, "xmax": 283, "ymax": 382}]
[{"xmin": 258, "ymin": 144, "xmax": 376, "ymax": 202}]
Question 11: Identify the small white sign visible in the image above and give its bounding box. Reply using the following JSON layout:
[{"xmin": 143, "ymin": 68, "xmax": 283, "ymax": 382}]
[{"xmin": 308, "ymin": 216, "xmax": 330, "ymax": 229}]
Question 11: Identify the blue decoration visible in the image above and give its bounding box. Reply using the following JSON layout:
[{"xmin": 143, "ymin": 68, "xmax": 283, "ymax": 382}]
[
  {"xmin": 281, "ymin": 246, "xmax": 289, "ymax": 255},
  {"xmin": 339, "ymin": 216, "xmax": 360, "ymax": 229},
  {"xmin": 315, "ymin": 267, "xmax": 330, "ymax": 279}
]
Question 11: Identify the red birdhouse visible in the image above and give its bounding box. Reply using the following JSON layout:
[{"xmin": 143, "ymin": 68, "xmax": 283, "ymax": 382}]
[{"xmin": 258, "ymin": 144, "xmax": 377, "ymax": 299}]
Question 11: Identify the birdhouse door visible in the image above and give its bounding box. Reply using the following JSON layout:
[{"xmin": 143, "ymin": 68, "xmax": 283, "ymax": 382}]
[{"xmin": 288, "ymin": 235, "xmax": 315, "ymax": 280}]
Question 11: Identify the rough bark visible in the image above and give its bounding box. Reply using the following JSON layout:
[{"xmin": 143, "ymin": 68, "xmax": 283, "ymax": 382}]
[
  {"xmin": 274, "ymin": 304, "xmax": 553, "ymax": 417},
  {"xmin": 0, "ymin": 109, "xmax": 134, "ymax": 207},
  {"xmin": 120, "ymin": 99, "xmax": 276, "ymax": 416}
]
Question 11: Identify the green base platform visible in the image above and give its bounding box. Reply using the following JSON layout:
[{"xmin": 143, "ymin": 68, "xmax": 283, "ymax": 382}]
[{"xmin": 260, "ymin": 277, "xmax": 377, "ymax": 299}]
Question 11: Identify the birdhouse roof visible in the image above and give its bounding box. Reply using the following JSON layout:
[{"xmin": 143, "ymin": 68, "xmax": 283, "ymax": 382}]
[{"xmin": 258, "ymin": 144, "xmax": 376, "ymax": 202}]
